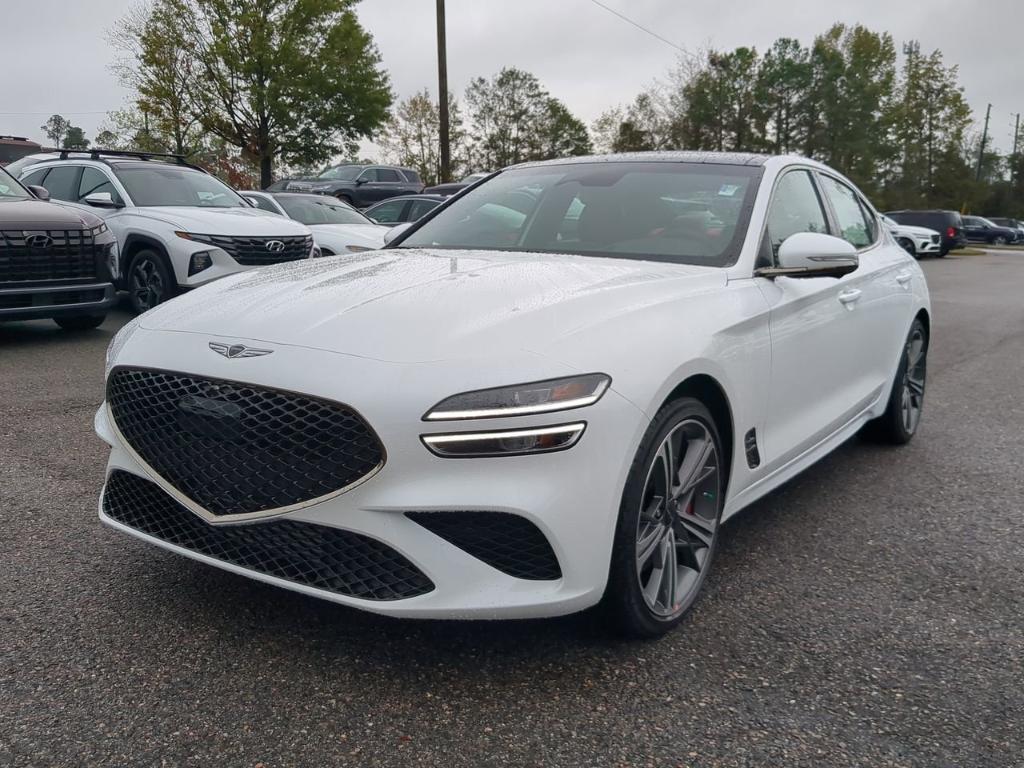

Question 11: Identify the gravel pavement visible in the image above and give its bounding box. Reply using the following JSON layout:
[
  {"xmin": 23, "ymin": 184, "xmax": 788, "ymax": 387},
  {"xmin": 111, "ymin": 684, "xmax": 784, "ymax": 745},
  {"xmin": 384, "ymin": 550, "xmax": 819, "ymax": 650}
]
[{"xmin": 1, "ymin": 251, "xmax": 1022, "ymax": 767}]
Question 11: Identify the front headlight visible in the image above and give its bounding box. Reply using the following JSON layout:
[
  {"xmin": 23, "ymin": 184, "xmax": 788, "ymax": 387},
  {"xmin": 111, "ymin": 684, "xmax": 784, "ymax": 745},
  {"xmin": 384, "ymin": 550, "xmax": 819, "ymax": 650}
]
[
  {"xmin": 105, "ymin": 315, "xmax": 142, "ymax": 378},
  {"xmin": 423, "ymin": 374, "xmax": 611, "ymax": 421}
]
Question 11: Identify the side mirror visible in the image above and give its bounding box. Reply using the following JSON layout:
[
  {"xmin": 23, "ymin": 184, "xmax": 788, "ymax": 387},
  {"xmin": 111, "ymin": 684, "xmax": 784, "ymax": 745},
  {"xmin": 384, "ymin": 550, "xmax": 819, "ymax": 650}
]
[
  {"xmin": 383, "ymin": 222, "xmax": 413, "ymax": 245},
  {"xmin": 757, "ymin": 232, "xmax": 859, "ymax": 279},
  {"xmin": 355, "ymin": 177, "xmax": 368, "ymax": 186},
  {"xmin": 83, "ymin": 191, "xmax": 121, "ymax": 208},
  {"xmin": 26, "ymin": 185, "xmax": 50, "ymax": 202}
]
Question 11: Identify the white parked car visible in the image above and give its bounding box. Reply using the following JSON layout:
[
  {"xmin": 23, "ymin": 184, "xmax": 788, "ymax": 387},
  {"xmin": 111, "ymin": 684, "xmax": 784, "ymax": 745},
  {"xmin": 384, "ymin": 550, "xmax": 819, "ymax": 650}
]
[
  {"xmin": 880, "ymin": 214, "xmax": 941, "ymax": 258},
  {"xmin": 96, "ymin": 152, "xmax": 930, "ymax": 637},
  {"xmin": 240, "ymin": 191, "xmax": 386, "ymax": 255},
  {"xmin": 18, "ymin": 150, "xmax": 316, "ymax": 313}
]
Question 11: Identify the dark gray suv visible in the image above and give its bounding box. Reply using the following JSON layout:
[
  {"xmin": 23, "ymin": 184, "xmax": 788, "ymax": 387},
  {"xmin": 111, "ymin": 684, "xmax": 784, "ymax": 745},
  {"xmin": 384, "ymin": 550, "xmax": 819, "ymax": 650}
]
[{"xmin": 266, "ymin": 164, "xmax": 424, "ymax": 208}]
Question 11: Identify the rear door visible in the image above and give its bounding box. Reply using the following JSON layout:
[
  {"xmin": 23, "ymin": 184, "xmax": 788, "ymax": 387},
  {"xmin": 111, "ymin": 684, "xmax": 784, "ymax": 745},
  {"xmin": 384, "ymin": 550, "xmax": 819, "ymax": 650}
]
[{"xmin": 374, "ymin": 168, "xmax": 410, "ymax": 202}]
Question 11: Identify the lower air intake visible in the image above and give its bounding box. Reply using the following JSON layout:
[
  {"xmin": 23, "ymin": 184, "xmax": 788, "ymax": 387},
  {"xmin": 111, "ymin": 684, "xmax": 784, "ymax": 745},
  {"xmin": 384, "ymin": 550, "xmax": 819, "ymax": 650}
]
[
  {"xmin": 103, "ymin": 470, "xmax": 434, "ymax": 601},
  {"xmin": 406, "ymin": 511, "xmax": 561, "ymax": 580}
]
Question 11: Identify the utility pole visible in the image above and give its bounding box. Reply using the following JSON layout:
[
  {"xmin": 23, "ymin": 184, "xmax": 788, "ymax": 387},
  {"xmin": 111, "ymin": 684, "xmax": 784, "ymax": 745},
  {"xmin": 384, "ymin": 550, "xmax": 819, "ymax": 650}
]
[
  {"xmin": 976, "ymin": 103, "xmax": 991, "ymax": 182},
  {"xmin": 1013, "ymin": 112, "xmax": 1021, "ymax": 184},
  {"xmin": 436, "ymin": 0, "xmax": 451, "ymax": 184}
]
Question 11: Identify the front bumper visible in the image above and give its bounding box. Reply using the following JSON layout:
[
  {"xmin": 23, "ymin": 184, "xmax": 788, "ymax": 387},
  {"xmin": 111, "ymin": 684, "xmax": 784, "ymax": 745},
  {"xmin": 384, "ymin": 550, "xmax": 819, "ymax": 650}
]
[
  {"xmin": 0, "ymin": 282, "xmax": 116, "ymax": 321},
  {"xmin": 915, "ymin": 238, "xmax": 941, "ymax": 255},
  {"xmin": 95, "ymin": 337, "xmax": 647, "ymax": 619}
]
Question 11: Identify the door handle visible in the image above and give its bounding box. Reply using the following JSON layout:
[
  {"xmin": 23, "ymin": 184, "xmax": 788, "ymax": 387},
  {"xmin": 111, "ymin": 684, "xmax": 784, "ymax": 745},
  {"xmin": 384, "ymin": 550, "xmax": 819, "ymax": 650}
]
[
  {"xmin": 837, "ymin": 288, "xmax": 862, "ymax": 306},
  {"xmin": 896, "ymin": 272, "xmax": 912, "ymax": 288}
]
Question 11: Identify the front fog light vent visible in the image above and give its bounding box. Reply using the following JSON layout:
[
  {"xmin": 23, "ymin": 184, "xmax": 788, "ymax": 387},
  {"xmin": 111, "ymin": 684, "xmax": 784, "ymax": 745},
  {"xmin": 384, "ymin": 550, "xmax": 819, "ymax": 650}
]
[
  {"xmin": 421, "ymin": 422, "xmax": 586, "ymax": 458},
  {"xmin": 188, "ymin": 250, "xmax": 213, "ymax": 276}
]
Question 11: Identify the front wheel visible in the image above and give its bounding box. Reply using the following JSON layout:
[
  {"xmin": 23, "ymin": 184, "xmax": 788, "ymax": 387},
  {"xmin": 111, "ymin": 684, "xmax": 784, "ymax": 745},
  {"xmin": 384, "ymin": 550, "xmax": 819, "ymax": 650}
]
[
  {"xmin": 128, "ymin": 250, "xmax": 175, "ymax": 314},
  {"xmin": 993, "ymin": 236, "xmax": 1007, "ymax": 245},
  {"xmin": 896, "ymin": 237, "xmax": 917, "ymax": 257},
  {"xmin": 605, "ymin": 398, "xmax": 724, "ymax": 638},
  {"xmin": 54, "ymin": 314, "xmax": 105, "ymax": 331},
  {"xmin": 863, "ymin": 318, "xmax": 928, "ymax": 444}
]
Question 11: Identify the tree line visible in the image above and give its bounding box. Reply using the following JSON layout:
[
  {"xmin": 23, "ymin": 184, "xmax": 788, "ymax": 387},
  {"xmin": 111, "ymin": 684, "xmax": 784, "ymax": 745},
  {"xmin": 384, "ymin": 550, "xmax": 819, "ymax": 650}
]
[{"xmin": 57, "ymin": 1, "xmax": 1023, "ymax": 215}]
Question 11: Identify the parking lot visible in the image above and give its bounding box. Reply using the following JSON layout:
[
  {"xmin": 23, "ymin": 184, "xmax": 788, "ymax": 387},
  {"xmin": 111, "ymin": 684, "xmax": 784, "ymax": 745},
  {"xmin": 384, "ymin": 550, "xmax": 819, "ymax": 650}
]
[{"xmin": 1, "ymin": 250, "xmax": 1022, "ymax": 767}]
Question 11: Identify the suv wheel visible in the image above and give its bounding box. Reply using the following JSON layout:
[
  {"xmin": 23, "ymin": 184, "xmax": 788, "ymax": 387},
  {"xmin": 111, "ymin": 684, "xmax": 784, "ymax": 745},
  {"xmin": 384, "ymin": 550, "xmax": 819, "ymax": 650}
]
[
  {"xmin": 993, "ymin": 235, "xmax": 1007, "ymax": 245},
  {"xmin": 896, "ymin": 237, "xmax": 916, "ymax": 257},
  {"xmin": 54, "ymin": 314, "xmax": 106, "ymax": 331},
  {"xmin": 128, "ymin": 250, "xmax": 176, "ymax": 314},
  {"xmin": 336, "ymin": 193, "xmax": 355, "ymax": 207}
]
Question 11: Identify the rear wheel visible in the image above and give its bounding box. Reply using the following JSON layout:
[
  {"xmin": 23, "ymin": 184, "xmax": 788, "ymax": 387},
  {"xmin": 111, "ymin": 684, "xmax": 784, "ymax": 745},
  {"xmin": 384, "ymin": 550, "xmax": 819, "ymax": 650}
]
[
  {"xmin": 54, "ymin": 314, "xmax": 105, "ymax": 331},
  {"xmin": 336, "ymin": 193, "xmax": 355, "ymax": 207},
  {"xmin": 863, "ymin": 318, "xmax": 928, "ymax": 444},
  {"xmin": 605, "ymin": 398, "xmax": 724, "ymax": 638},
  {"xmin": 128, "ymin": 250, "xmax": 175, "ymax": 314}
]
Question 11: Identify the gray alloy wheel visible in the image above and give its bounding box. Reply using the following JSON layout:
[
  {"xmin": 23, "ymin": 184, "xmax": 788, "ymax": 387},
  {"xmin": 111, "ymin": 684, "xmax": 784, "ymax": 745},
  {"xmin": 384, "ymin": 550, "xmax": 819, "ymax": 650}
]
[
  {"xmin": 605, "ymin": 397, "xmax": 724, "ymax": 638},
  {"xmin": 899, "ymin": 324, "xmax": 928, "ymax": 437},
  {"xmin": 994, "ymin": 236, "xmax": 1007, "ymax": 245},
  {"xmin": 862, "ymin": 318, "xmax": 928, "ymax": 445},
  {"xmin": 635, "ymin": 418, "xmax": 721, "ymax": 618},
  {"xmin": 128, "ymin": 251, "xmax": 174, "ymax": 314}
]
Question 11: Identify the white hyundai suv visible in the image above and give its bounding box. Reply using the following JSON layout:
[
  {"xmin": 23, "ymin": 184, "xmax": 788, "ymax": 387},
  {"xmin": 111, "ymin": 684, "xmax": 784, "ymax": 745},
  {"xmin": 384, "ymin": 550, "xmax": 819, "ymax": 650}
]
[{"xmin": 18, "ymin": 150, "xmax": 316, "ymax": 313}]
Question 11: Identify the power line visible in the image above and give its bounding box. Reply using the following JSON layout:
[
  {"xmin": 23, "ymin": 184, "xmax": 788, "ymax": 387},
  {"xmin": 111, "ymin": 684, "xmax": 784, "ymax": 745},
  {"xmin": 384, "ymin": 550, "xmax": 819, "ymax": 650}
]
[
  {"xmin": 585, "ymin": 0, "xmax": 693, "ymax": 59},
  {"xmin": 0, "ymin": 110, "xmax": 116, "ymax": 116}
]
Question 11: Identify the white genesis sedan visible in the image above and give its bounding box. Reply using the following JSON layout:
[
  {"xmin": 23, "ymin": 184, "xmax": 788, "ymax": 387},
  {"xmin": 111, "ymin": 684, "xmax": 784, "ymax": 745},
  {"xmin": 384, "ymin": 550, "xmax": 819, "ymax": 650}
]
[{"xmin": 96, "ymin": 153, "xmax": 930, "ymax": 637}]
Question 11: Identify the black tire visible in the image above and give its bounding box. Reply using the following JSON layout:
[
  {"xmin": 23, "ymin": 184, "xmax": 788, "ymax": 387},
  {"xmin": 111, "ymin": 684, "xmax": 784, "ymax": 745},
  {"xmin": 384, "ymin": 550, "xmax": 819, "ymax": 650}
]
[
  {"xmin": 54, "ymin": 314, "xmax": 105, "ymax": 331},
  {"xmin": 127, "ymin": 249, "xmax": 176, "ymax": 314},
  {"xmin": 896, "ymin": 237, "xmax": 917, "ymax": 258},
  {"xmin": 862, "ymin": 318, "xmax": 928, "ymax": 445},
  {"xmin": 336, "ymin": 193, "xmax": 355, "ymax": 207},
  {"xmin": 604, "ymin": 397, "xmax": 725, "ymax": 638}
]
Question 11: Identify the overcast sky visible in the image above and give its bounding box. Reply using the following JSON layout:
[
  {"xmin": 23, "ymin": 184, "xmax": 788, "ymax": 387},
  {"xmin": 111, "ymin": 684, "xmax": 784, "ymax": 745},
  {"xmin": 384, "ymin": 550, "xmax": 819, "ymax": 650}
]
[{"xmin": 2, "ymin": 0, "xmax": 1022, "ymax": 154}]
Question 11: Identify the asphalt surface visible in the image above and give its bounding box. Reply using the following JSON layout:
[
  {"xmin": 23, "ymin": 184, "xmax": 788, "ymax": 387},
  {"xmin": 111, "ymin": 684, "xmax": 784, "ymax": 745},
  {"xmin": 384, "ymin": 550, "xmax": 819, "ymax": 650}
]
[{"xmin": 2, "ymin": 252, "xmax": 1022, "ymax": 768}]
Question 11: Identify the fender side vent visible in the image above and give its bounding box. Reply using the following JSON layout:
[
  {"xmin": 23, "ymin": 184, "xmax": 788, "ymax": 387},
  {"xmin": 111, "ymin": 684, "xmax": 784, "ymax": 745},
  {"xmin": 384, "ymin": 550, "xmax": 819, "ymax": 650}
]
[{"xmin": 744, "ymin": 428, "xmax": 760, "ymax": 469}]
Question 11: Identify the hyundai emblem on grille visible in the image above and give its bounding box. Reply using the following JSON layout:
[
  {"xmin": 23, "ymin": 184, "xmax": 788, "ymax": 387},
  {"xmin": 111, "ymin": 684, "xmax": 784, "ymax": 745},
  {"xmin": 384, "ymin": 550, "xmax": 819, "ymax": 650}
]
[
  {"xmin": 209, "ymin": 342, "xmax": 273, "ymax": 359},
  {"xmin": 25, "ymin": 233, "xmax": 54, "ymax": 249},
  {"xmin": 265, "ymin": 240, "xmax": 286, "ymax": 252}
]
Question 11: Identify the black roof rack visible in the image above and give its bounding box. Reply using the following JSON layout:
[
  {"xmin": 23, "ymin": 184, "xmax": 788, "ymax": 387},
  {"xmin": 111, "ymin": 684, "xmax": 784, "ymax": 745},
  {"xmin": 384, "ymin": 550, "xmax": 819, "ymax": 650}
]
[{"xmin": 54, "ymin": 147, "xmax": 205, "ymax": 172}]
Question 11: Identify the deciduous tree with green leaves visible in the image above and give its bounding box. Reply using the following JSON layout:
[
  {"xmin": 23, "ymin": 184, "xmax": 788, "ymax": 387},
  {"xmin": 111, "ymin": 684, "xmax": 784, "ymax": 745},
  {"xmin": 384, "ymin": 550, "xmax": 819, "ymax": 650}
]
[
  {"xmin": 40, "ymin": 114, "xmax": 70, "ymax": 147},
  {"xmin": 127, "ymin": 0, "xmax": 392, "ymax": 187},
  {"xmin": 378, "ymin": 89, "xmax": 467, "ymax": 185}
]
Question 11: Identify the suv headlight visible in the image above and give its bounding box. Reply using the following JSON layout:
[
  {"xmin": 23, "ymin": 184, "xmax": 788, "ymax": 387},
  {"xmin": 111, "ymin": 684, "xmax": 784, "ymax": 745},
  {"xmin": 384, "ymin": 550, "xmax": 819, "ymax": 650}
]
[
  {"xmin": 105, "ymin": 315, "xmax": 142, "ymax": 377},
  {"xmin": 423, "ymin": 374, "xmax": 611, "ymax": 421}
]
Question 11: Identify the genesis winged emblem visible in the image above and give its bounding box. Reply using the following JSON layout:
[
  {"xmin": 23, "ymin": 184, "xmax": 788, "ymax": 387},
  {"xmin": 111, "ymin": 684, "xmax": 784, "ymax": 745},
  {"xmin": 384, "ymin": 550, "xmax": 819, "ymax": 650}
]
[{"xmin": 208, "ymin": 342, "xmax": 274, "ymax": 359}]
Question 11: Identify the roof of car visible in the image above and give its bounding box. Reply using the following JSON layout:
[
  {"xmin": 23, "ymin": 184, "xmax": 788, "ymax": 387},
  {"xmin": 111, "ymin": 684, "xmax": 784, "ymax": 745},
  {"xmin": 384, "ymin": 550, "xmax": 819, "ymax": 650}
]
[
  {"xmin": 368, "ymin": 194, "xmax": 446, "ymax": 205},
  {"xmin": 512, "ymin": 151, "xmax": 775, "ymax": 170}
]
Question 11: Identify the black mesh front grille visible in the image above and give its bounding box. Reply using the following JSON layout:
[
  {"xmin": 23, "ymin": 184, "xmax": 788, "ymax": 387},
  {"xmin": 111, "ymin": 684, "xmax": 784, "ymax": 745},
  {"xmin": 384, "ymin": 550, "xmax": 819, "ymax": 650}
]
[
  {"xmin": 190, "ymin": 234, "xmax": 312, "ymax": 265},
  {"xmin": 103, "ymin": 470, "xmax": 434, "ymax": 600},
  {"xmin": 406, "ymin": 511, "xmax": 561, "ymax": 580},
  {"xmin": 0, "ymin": 229, "xmax": 99, "ymax": 281},
  {"xmin": 107, "ymin": 368, "xmax": 384, "ymax": 517}
]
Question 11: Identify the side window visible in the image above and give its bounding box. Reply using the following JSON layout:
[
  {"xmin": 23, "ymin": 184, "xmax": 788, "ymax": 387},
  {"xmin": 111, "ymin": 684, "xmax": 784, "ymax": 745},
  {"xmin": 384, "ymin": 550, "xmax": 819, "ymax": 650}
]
[
  {"xmin": 819, "ymin": 175, "xmax": 875, "ymax": 248},
  {"xmin": 403, "ymin": 169, "xmax": 422, "ymax": 185},
  {"xmin": 766, "ymin": 170, "xmax": 829, "ymax": 257},
  {"xmin": 377, "ymin": 168, "xmax": 402, "ymax": 182},
  {"xmin": 358, "ymin": 168, "xmax": 379, "ymax": 183},
  {"xmin": 367, "ymin": 200, "xmax": 405, "ymax": 223},
  {"xmin": 39, "ymin": 165, "xmax": 80, "ymax": 201},
  {"xmin": 408, "ymin": 199, "xmax": 439, "ymax": 220},
  {"xmin": 78, "ymin": 167, "xmax": 122, "ymax": 205},
  {"xmin": 21, "ymin": 168, "xmax": 49, "ymax": 188},
  {"xmin": 245, "ymin": 194, "xmax": 280, "ymax": 214}
]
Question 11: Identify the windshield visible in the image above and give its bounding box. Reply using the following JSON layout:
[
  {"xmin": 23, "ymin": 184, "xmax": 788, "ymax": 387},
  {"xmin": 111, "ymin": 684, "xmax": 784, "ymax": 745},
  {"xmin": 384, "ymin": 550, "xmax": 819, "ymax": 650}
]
[
  {"xmin": 277, "ymin": 195, "xmax": 373, "ymax": 226},
  {"xmin": 0, "ymin": 167, "xmax": 31, "ymax": 200},
  {"xmin": 317, "ymin": 165, "xmax": 362, "ymax": 181},
  {"xmin": 398, "ymin": 161, "xmax": 761, "ymax": 267},
  {"xmin": 114, "ymin": 166, "xmax": 246, "ymax": 208}
]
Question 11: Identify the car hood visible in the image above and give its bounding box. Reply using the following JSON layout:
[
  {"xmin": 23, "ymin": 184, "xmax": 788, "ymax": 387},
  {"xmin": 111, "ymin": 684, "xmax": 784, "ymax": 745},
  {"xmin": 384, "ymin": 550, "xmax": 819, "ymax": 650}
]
[
  {"xmin": 309, "ymin": 223, "xmax": 387, "ymax": 249},
  {"xmin": 892, "ymin": 223, "xmax": 940, "ymax": 237},
  {"xmin": 0, "ymin": 198, "xmax": 102, "ymax": 229},
  {"xmin": 139, "ymin": 248, "xmax": 724, "ymax": 363},
  {"xmin": 137, "ymin": 206, "xmax": 311, "ymax": 236}
]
